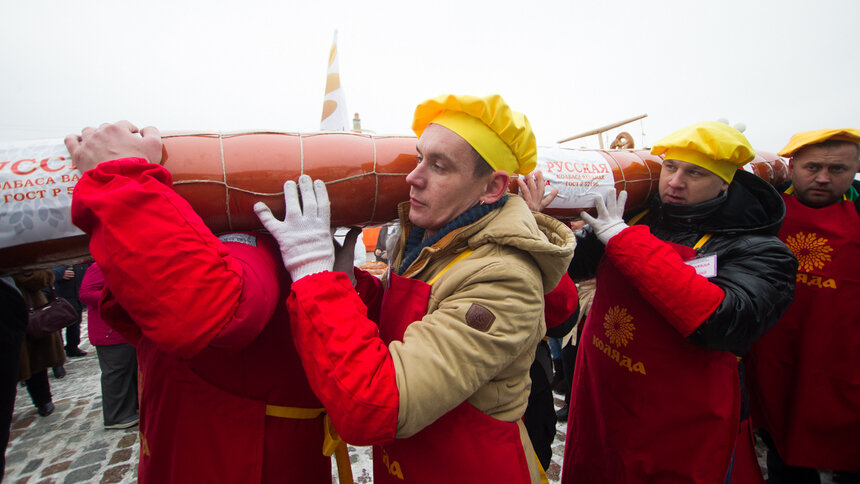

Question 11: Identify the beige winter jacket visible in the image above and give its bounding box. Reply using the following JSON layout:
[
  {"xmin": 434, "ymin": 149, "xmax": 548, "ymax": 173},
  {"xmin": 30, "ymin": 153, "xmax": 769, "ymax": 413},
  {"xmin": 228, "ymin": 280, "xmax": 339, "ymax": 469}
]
[{"xmin": 385, "ymin": 195, "xmax": 575, "ymax": 479}]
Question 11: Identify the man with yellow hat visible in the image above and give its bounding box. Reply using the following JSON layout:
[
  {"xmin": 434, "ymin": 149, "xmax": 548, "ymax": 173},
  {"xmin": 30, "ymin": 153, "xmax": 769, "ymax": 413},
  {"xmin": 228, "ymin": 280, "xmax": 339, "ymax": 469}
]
[
  {"xmin": 63, "ymin": 122, "xmax": 350, "ymax": 483},
  {"xmin": 556, "ymin": 121, "xmax": 797, "ymax": 483},
  {"xmin": 746, "ymin": 129, "xmax": 860, "ymax": 483},
  {"xmin": 254, "ymin": 94, "xmax": 576, "ymax": 483}
]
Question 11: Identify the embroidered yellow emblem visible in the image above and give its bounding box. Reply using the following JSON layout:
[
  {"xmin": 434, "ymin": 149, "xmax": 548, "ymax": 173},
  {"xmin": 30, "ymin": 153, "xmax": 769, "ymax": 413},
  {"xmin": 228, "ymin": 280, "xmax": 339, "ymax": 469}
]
[
  {"xmin": 785, "ymin": 232, "xmax": 833, "ymax": 272},
  {"xmin": 604, "ymin": 305, "xmax": 635, "ymax": 347}
]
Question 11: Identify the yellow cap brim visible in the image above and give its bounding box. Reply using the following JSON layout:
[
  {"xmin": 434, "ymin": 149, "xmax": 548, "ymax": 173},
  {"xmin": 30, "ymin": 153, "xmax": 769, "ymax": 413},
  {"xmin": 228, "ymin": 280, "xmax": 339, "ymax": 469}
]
[
  {"xmin": 779, "ymin": 129, "xmax": 860, "ymax": 157},
  {"xmin": 664, "ymin": 148, "xmax": 737, "ymax": 183},
  {"xmin": 430, "ymin": 111, "xmax": 520, "ymax": 175}
]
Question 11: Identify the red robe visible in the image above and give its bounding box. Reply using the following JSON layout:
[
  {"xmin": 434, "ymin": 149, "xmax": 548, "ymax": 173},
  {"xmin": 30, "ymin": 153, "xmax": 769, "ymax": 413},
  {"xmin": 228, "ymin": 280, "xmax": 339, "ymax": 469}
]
[{"xmin": 72, "ymin": 158, "xmax": 331, "ymax": 483}]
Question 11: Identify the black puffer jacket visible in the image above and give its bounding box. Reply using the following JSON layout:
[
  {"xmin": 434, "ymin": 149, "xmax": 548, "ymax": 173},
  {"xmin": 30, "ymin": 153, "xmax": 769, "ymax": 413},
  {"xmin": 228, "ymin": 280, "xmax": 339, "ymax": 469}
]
[{"xmin": 570, "ymin": 170, "xmax": 798, "ymax": 355}]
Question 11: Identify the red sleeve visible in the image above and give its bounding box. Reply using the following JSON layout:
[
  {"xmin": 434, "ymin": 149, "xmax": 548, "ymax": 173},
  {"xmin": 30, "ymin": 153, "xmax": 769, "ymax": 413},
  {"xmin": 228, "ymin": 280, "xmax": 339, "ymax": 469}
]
[
  {"xmin": 207, "ymin": 235, "xmax": 285, "ymax": 350},
  {"xmin": 288, "ymin": 271, "xmax": 399, "ymax": 445},
  {"xmin": 604, "ymin": 225, "xmax": 725, "ymax": 337},
  {"xmin": 544, "ymin": 273, "xmax": 578, "ymax": 329},
  {"xmin": 71, "ymin": 158, "xmax": 257, "ymax": 358}
]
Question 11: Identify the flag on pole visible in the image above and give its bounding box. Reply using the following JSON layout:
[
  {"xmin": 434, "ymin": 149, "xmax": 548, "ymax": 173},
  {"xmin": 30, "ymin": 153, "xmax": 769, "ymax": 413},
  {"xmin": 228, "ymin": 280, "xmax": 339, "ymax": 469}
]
[{"xmin": 320, "ymin": 30, "xmax": 349, "ymax": 131}]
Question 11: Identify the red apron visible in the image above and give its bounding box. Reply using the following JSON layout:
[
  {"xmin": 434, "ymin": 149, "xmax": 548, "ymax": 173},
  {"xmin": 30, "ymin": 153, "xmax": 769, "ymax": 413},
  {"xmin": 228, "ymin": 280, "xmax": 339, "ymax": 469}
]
[
  {"xmin": 746, "ymin": 195, "xmax": 860, "ymax": 471},
  {"xmin": 563, "ymin": 241, "xmax": 740, "ymax": 484},
  {"xmin": 372, "ymin": 271, "xmax": 535, "ymax": 483}
]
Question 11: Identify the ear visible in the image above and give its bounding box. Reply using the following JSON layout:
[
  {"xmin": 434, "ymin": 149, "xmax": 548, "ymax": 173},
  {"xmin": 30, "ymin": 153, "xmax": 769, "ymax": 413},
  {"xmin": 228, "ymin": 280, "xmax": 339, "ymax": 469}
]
[
  {"xmin": 480, "ymin": 170, "xmax": 510, "ymax": 204},
  {"xmin": 720, "ymin": 180, "xmax": 729, "ymax": 193}
]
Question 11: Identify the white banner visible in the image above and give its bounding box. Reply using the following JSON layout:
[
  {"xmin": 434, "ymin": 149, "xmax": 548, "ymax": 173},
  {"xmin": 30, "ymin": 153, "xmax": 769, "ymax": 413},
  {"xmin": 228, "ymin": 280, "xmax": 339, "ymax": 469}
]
[
  {"xmin": 535, "ymin": 146, "xmax": 615, "ymax": 208},
  {"xmin": 320, "ymin": 30, "xmax": 349, "ymax": 131},
  {"xmin": 0, "ymin": 139, "xmax": 82, "ymax": 249}
]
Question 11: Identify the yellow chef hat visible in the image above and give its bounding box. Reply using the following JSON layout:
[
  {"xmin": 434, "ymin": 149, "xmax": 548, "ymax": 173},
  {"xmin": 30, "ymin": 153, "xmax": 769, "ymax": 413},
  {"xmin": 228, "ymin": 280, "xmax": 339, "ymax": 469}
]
[
  {"xmin": 412, "ymin": 94, "xmax": 537, "ymax": 175},
  {"xmin": 651, "ymin": 121, "xmax": 755, "ymax": 183},
  {"xmin": 778, "ymin": 128, "xmax": 860, "ymax": 158}
]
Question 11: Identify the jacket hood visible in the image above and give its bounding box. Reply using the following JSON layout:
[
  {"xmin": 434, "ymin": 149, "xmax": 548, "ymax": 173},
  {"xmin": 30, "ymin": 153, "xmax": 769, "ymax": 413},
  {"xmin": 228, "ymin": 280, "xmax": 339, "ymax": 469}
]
[
  {"xmin": 648, "ymin": 170, "xmax": 785, "ymax": 236},
  {"xmin": 462, "ymin": 196, "xmax": 575, "ymax": 291}
]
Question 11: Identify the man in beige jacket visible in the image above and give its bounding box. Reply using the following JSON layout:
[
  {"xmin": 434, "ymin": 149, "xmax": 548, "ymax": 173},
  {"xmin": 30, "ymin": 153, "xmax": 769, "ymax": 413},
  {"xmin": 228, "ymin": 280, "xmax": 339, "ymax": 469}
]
[{"xmin": 255, "ymin": 93, "xmax": 576, "ymax": 483}]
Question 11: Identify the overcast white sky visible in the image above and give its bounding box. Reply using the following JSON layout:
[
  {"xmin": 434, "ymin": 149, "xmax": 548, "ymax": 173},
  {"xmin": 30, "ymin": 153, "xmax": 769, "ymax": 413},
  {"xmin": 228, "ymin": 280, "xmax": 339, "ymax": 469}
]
[{"xmin": 1, "ymin": 0, "xmax": 857, "ymax": 152}]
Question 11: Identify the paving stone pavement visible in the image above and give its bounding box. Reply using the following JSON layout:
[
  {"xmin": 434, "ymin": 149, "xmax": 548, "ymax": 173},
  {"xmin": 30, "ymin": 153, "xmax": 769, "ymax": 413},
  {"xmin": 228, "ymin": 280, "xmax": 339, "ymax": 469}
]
[{"xmin": 5, "ymin": 313, "xmax": 140, "ymax": 484}]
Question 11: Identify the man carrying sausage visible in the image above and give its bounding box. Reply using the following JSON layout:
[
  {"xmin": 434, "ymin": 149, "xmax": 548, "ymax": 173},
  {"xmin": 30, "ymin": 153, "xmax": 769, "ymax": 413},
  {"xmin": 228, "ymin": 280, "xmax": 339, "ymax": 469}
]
[
  {"xmin": 746, "ymin": 129, "xmax": 860, "ymax": 483},
  {"xmin": 255, "ymin": 94, "xmax": 577, "ymax": 483},
  {"xmin": 65, "ymin": 122, "xmax": 345, "ymax": 483},
  {"xmin": 559, "ymin": 121, "xmax": 797, "ymax": 483}
]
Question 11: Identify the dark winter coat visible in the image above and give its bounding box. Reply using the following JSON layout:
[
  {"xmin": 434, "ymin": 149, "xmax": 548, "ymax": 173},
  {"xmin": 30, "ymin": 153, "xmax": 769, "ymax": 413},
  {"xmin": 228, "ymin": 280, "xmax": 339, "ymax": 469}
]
[
  {"xmin": 1, "ymin": 275, "xmax": 27, "ymax": 478},
  {"xmin": 13, "ymin": 270, "xmax": 66, "ymax": 380},
  {"xmin": 570, "ymin": 170, "xmax": 798, "ymax": 355},
  {"xmin": 51, "ymin": 262, "xmax": 91, "ymax": 312}
]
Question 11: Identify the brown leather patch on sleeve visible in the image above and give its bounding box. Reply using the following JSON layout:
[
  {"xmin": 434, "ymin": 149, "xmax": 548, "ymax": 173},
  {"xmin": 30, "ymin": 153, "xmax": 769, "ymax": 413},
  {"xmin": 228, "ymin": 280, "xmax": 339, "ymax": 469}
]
[{"xmin": 465, "ymin": 303, "xmax": 496, "ymax": 332}]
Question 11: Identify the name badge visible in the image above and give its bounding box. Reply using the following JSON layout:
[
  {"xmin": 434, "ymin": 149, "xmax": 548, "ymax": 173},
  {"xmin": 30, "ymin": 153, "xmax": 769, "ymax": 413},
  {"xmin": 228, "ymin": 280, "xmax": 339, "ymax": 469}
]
[{"xmin": 685, "ymin": 254, "xmax": 717, "ymax": 278}]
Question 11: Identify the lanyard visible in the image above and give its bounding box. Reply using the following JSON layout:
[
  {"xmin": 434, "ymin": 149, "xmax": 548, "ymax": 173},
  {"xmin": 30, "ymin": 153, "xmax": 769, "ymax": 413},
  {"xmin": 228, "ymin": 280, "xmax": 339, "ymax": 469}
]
[{"xmin": 627, "ymin": 209, "xmax": 712, "ymax": 250}]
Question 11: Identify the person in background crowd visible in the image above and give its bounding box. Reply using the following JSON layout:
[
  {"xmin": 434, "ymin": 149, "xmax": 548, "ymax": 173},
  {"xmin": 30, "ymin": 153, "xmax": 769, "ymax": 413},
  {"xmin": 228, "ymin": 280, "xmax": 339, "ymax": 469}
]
[
  {"xmin": 546, "ymin": 335, "xmax": 564, "ymax": 390},
  {"xmin": 255, "ymin": 93, "xmax": 577, "ymax": 483},
  {"xmin": 518, "ymin": 172, "xmax": 593, "ymax": 423},
  {"xmin": 553, "ymin": 276, "xmax": 593, "ymax": 421},
  {"xmin": 1, "ymin": 275, "xmax": 27, "ymax": 480},
  {"xmin": 13, "ymin": 270, "xmax": 66, "ymax": 419},
  {"xmin": 746, "ymin": 128, "xmax": 860, "ymax": 484},
  {"xmin": 79, "ymin": 263, "xmax": 139, "ymax": 430},
  {"xmin": 51, "ymin": 262, "xmax": 91, "ymax": 358},
  {"xmin": 64, "ymin": 121, "xmax": 346, "ymax": 483},
  {"xmin": 522, "ymin": 275, "xmax": 579, "ymax": 471},
  {"xmin": 374, "ymin": 223, "xmax": 395, "ymax": 263},
  {"xmin": 516, "ymin": 170, "xmax": 580, "ymax": 468},
  {"xmin": 560, "ymin": 121, "xmax": 797, "ymax": 483}
]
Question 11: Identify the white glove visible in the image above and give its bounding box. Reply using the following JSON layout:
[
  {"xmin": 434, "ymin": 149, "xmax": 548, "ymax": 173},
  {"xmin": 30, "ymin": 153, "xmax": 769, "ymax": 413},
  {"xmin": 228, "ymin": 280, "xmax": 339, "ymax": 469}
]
[
  {"xmin": 254, "ymin": 175, "xmax": 334, "ymax": 282},
  {"xmin": 580, "ymin": 188, "xmax": 629, "ymax": 245}
]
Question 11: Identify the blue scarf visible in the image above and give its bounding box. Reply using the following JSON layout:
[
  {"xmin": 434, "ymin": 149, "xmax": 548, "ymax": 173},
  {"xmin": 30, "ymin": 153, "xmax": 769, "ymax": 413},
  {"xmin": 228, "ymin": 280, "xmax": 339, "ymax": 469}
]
[{"xmin": 397, "ymin": 195, "xmax": 508, "ymax": 275}]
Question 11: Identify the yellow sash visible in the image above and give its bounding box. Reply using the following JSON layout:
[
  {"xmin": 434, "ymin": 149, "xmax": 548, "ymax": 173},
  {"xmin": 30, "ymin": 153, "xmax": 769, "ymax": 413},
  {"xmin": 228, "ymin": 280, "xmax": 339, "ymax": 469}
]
[
  {"xmin": 265, "ymin": 405, "xmax": 353, "ymax": 484},
  {"xmin": 264, "ymin": 249, "xmax": 474, "ymax": 482}
]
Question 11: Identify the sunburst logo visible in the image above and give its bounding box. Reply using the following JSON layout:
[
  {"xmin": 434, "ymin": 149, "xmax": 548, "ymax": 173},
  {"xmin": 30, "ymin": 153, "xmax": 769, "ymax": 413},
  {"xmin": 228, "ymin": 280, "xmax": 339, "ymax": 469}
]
[
  {"xmin": 604, "ymin": 305, "xmax": 635, "ymax": 347},
  {"xmin": 785, "ymin": 232, "xmax": 833, "ymax": 272}
]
